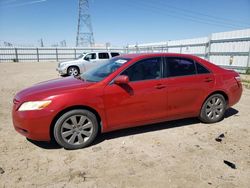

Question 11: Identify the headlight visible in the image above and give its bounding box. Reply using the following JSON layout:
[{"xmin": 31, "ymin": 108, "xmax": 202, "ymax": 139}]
[
  {"xmin": 18, "ymin": 100, "xmax": 51, "ymax": 111},
  {"xmin": 60, "ymin": 63, "xmax": 67, "ymax": 67}
]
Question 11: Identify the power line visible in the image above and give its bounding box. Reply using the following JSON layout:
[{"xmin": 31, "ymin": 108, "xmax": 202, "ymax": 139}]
[
  {"xmin": 133, "ymin": 0, "xmax": 249, "ymax": 29},
  {"xmin": 122, "ymin": 0, "xmax": 249, "ymax": 29},
  {"xmin": 0, "ymin": 0, "xmax": 18, "ymax": 5},
  {"xmin": 138, "ymin": 0, "xmax": 250, "ymax": 27},
  {"xmin": 1, "ymin": 0, "xmax": 47, "ymax": 8}
]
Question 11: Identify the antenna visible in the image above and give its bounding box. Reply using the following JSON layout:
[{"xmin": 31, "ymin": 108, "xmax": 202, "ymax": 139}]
[{"xmin": 76, "ymin": 0, "xmax": 95, "ymax": 47}]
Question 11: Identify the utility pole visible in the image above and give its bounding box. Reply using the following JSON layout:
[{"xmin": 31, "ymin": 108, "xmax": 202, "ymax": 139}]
[
  {"xmin": 76, "ymin": 0, "xmax": 95, "ymax": 47},
  {"xmin": 60, "ymin": 40, "xmax": 67, "ymax": 47},
  {"xmin": 39, "ymin": 38, "xmax": 44, "ymax": 47}
]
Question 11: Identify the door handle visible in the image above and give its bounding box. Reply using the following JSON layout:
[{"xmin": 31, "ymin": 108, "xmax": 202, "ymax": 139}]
[
  {"xmin": 204, "ymin": 78, "xmax": 213, "ymax": 82},
  {"xmin": 155, "ymin": 84, "xmax": 166, "ymax": 89}
]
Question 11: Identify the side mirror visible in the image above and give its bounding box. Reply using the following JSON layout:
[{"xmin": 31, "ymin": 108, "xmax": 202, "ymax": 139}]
[
  {"xmin": 84, "ymin": 57, "xmax": 90, "ymax": 61},
  {"xmin": 114, "ymin": 75, "xmax": 129, "ymax": 85}
]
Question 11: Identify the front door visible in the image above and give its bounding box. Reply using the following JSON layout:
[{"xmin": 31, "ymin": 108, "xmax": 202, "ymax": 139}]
[{"xmin": 103, "ymin": 57, "xmax": 168, "ymax": 131}]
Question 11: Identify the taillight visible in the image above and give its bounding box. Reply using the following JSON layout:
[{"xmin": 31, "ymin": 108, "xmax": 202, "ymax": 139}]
[
  {"xmin": 234, "ymin": 76, "xmax": 241, "ymax": 87},
  {"xmin": 13, "ymin": 98, "xmax": 20, "ymax": 104}
]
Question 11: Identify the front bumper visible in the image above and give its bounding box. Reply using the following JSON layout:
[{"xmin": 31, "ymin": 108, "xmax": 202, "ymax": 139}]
[
  {"xmin": 56, "ymin": 66, "xmax": 67, "ymax": 75},
  {"xmin": 12, "ymin": 106, "xmax": 55, "ymax": 141}
]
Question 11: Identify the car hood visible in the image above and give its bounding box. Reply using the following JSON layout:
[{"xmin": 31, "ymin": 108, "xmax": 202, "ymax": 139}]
[
  {"xmin": 59, "ymin": 59, "xmax": 82, "ymax": 65},
  {"xmin": 14, "ymin": 76, "xmax": 94, "ymax": 102}
]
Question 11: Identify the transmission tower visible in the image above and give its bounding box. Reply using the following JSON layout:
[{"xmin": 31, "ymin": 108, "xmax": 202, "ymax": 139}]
[{"xmin": 76, "ymin": 0, "xmax": 95, "ymax": 47}]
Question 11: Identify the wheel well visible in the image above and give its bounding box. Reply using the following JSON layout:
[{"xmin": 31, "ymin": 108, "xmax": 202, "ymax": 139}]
[
  {"xmin": 206, "ymin": 91, "xmax": 229, "ymax": 105},
  {"xmin": 49, "ymin": 105, "xmax": 102, "ymax": 141},
  {"xmin": 67, "ymin": 65, "xmax": 80, "ymax": 73}
]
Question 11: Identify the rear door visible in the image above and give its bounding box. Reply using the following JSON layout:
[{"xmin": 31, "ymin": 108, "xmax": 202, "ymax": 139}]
[
  {"xmin": 103, "ymin": 57, "xmax": 168, "ymax": 130},
  {"xmin": 164, "ymin": 57, "xmax": 215, "ymax": 118}
]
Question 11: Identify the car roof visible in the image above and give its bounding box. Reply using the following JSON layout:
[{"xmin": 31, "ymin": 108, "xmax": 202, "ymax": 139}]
[
  {"xmin": 119, "ymin": 53, "xmax": 198, "ymax": 59},
  {"xmin": 86, "ymin": 51, "xmax": 120, "ymax": 53},
  {"xmin": 119, "ymin": 53, "xmax": 225, "ymax": 73}
]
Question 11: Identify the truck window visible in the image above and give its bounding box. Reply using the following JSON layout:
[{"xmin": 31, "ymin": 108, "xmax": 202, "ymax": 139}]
[
  {"xmin": 84, "ymin": 53, "xmax": 96, "ymax": 60},
  {"xmin": 98, "ymin": 53, "xmax": 110, "ymax": 59},
  {"xmin": 111, "ymin": 52, "xmax": 120, "ymax": 57}
]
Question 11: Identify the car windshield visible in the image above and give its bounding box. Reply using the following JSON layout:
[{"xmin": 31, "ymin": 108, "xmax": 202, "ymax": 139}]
[
  {"xmin": 81, "ymin": 57, "xmax": 131, "ymax": 82},
  {"xmin": 76, "ymin": 53, "xmax": 86, "ymax": 59}
]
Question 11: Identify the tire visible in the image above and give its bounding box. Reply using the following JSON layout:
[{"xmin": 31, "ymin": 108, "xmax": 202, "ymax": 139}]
[
  {"xmin": 199, "ymin": 94, "xmax": 226, "ymax": 123},
  {"xmin": 53, "ymin": 109, "xmax": 99, "ymax": 150},
  {"xmin": 67, "ymin": 66, "xmax": 80, "ymax": 76}
]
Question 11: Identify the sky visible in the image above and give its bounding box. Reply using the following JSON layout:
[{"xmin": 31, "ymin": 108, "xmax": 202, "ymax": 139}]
[{"xmin": 0, "ymin": 0, "xmax": 250, "ymax": 47}]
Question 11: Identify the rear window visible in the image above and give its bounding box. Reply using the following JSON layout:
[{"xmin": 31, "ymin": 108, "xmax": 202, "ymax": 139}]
[
  {"xmin": 111, "ymin": 52, "xmax": 120, "ymax": 57},
  {"xmin": 98, "ymin": 53, "xmax": 110, "ymax": 59},
  {"xmin": 196, "ymin": 62, "xmax": 210, "ymax": 74}
]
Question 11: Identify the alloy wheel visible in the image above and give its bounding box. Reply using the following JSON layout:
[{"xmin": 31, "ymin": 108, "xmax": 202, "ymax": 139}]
[
  {"xmin": 61, "ymin": 115, "xmax": 93, "ymax": 145},
  {"xmin": 205, "ymin": 96, "xmax": 224, "ymax": 120},
  {"xmin": 68, "ymin": 67, "xmax": 79, "ymax": 76}
]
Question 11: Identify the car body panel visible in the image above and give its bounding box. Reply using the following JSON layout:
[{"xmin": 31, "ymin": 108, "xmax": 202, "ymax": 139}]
[
  {"xmin": 103, "ymin": 78, "xmax": 168, "ymax": 131},
  {"xmin": 165, "ymin": 73, "xmax": 215, "ymax": 119}
]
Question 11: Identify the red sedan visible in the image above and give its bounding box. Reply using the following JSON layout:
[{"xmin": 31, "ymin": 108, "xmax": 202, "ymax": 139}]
[{"xmin": 12, "ymin": 53, "xmax": 242, "ymax": 149}]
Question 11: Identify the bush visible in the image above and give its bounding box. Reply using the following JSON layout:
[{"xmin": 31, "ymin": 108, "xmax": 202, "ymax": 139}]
[{"xmin": 246, "ymin": 68, "xmax": 250, "ymax": 75}]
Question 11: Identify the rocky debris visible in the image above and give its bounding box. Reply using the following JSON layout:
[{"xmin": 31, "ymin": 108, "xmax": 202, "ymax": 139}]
[
  {"xmin": 215, "ymin": 133, "xmax": 225, "ymax": 142},
  {"xmin": 0, "ymin": 167, "xmax": 5, "ymax": 174},
  {"xmin": 224, "ymin": 160, "xmax": 236, "ymax": 169}
]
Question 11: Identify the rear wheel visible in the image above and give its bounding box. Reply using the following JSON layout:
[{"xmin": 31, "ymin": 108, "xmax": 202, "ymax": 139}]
[
  {"xmin": 53, "ymin": 109, "xmax": 99, "ymax": 149},
  {"xmin": 199, "ymin": 94, "xmax": 226, "ymax": 123}
]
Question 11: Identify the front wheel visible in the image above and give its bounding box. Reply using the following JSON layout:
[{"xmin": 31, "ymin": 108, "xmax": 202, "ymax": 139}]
[
  {"xmin": 67, "ymin": 66, "xmax": 79, "ymax": 76},
  {"xmin": 53, "ymin": 109, "xmax": 99, "ymax": 150},
  {"xmin": 199, "ymin": 94, "xmax": 226, "ymax": 123}
]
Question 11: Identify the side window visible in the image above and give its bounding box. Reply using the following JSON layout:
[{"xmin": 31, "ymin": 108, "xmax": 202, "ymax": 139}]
[
  {"xmin": 196, "ymin": 62, "xmax": 210, "ymax": 74},
  {"xmin": 98, "ymin": 53, "xmax": 110, "ymax": 59},
  {"xmin": 166, "ymin": 58, "xmax": 196, "ymax": 77},
  {"xmin": 121, "ymin": 58, "xmax": 161, "ymax": 82},
  {"xmin": 84, "ymin": 53, "xmax": 96, "ymax": 60},
  {"xmin": 111, "ymin": 52, "xmax": 120, "ymax": 57}
]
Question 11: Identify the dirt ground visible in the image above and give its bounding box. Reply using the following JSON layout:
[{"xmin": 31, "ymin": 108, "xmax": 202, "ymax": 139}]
[{"xmin": 0, "ymin": 62, "xmax": 250, "ymax": 188}]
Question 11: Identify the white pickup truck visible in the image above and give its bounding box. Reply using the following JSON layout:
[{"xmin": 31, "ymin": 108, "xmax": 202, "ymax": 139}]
[{"xmin": 56, "ymin": 51, "xmax": 120, "ymax": 76}]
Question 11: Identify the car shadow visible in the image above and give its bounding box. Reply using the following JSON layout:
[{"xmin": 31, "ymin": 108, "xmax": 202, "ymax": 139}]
[
  {"xmin": 27, "ymin": 107, "xmax": 239, "ymax": 149},
  {"xmin": 224, "ymin": 107, "xmax": 239, "ymax": 118},
  {"xmin": 27, "ymin": 138, "xmax": 62, "ymax": 149}
]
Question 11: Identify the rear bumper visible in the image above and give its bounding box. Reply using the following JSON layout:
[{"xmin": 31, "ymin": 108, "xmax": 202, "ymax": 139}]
[
  {"xmin": 228, "ymin": 83, "xmax": 243, "ymax": 107},
  {"xmin": 12, "ymin": 107, "xmax": 54, "ymax": 141}
]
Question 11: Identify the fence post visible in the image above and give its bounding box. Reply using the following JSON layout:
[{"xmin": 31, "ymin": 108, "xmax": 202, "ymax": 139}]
[
  {"xmin": 36, "ymin": 48, "xmax": 39, "ymax": 62},
  {"xmin": 14, "ymin": 48, "xmax": 19, "ymax": 62},
  {"xmin": 206, "ymin": 36, "xmax": 212, "ymax": 60},
  {"xmin": 55, "ymin": 48, "xmax": 58, "ymax": 61},
  {"xmin": 247, "ymin": 46, "xmax": 250, "ymax": 73},
  {"xmin": 136, "ymin": 44, "xmax": 139, "ymax": 53},
  {"xmin": 74, "ymin": 48, "xmax": 77, "ymax": 59}
]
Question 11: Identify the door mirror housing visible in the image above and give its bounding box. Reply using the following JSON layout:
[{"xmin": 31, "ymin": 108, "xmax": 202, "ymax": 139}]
[
  {"xmin": 84, "ymin": 56, "xmax": 90, "ymax": 61},
  {"xmin": 114, "ymin": 75, "xmax": 129, "ymax": 85}
]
